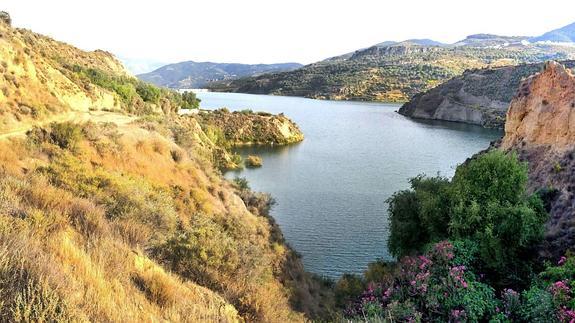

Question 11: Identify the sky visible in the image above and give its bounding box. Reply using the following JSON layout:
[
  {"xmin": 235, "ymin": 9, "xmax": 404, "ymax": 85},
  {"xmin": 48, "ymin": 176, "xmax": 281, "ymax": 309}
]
[{"xmin": 4, "ymin": 0, "xmax": 575, "ymax": 72}]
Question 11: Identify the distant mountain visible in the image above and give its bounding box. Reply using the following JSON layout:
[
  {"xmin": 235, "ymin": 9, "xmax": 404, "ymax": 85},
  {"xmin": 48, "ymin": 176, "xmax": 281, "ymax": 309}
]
[
  {"xmin": 137, "ymin": 61, "xmax": 303, "ymax": 89},
  {"xmin": 454, "ymin": 34, "xmax": 529, "ymax": 47},
  {"xmin": 530, "ymin": 22, "xmax": 575, "ymax": 43},
  {"xmin": 374, "ymin": 39, "xmax": 446, "ymax": 47}
]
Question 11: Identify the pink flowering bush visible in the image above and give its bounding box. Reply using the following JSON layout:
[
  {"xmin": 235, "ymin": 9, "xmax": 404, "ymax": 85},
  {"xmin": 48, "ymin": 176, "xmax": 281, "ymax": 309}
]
[
  {"xmin": 344, "ymin": 241, "xmax": 498, "ymax": 321},
  {"xmin": 489, "ymin": 255, "xmax": 574, "ymax": 322},
  {"xmin": 342, "ymin": 247, "xmax": 575, "ymax": 322}
]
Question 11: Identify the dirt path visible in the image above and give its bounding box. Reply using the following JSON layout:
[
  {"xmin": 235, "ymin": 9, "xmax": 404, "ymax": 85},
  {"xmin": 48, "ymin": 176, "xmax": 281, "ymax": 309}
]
[{"xmin": 0, "ymin": 111, "xmax": 136, "ymax": 140}]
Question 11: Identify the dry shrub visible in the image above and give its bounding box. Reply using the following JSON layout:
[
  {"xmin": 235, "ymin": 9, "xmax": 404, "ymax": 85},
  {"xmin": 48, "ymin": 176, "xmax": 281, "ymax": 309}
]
[
  {"xmin": 68, "ymin": 198, "xmax": 109, "ymax": 239},
  {"xmin": 11, "ymin": 278, "xmax": 74, "ymax": 322},
  {"xmin": 0, "ymin": 118, "xmax": 312, "ymax": 322},
  {"xmin": 132, "ymin": 271, "xmax": 177, "ymax": 308},
  {"xmin": 170, "ymin": 148, "xmax": 185, "ymax": 163},
  {"xmin": 113, "ymin": 218, "xmax": 153, "ymax": 247}
]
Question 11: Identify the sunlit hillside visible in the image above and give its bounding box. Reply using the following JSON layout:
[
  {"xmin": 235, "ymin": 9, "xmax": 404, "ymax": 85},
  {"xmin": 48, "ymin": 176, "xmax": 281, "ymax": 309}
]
[{"xmin": 0, "ymin": 14, "xmax": 330, "ymax": 322}]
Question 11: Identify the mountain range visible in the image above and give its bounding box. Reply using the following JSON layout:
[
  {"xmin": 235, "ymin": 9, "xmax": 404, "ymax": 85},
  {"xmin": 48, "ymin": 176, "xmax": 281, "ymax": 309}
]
[
  {"xmin": 137, "ymin": 61, "xmax": 302, "ymax": 89},
  {"xmin": 200, "ymin": 21, "xmax": 575, "ymax": 102}
]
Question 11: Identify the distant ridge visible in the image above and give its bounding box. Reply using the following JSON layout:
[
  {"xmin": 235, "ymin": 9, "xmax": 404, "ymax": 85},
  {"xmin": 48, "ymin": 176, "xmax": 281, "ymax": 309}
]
[
  {"xmin": 530, "ymin": 22, "xmax": 575, "ymax": 43},
  {"xmin": 137, "ymin": 61, "xmax": 302, "ymax": 89}
]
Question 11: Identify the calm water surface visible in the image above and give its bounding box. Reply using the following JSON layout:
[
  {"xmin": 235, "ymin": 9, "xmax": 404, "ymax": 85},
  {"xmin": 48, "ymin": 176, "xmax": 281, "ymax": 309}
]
[{"xmin": 197, "ymin": 92, "xmax": 502, "ymax": 278}]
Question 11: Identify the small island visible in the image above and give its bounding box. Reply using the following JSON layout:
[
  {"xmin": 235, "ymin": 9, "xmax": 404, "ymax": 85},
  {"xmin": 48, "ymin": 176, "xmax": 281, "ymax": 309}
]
[
  {"xmin": 193, "ymin": 108, "xmax": 304, "ymax": 147},
  {"xmin": 245, "ymin": 155, "xmax": 263, "ymax": 168}
]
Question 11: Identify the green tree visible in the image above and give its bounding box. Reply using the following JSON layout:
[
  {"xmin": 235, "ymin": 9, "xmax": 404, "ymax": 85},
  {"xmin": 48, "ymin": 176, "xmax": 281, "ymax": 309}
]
[
  {"xmin": 387, "ymin": 175, "xmax": 450, "ymax": 256},
  {"xmin": 136, "ymin": 82, "xmax": 162, "ymax": 103},
  {"xmin": 449, "ymin": 151, "xmax": 547, "ymax": 285}
]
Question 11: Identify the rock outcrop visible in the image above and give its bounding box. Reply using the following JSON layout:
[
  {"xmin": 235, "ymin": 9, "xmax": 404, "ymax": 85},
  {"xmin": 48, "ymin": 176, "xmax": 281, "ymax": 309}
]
[
  {"xmin": 193, "ymin": 109, "xmax": 304, "ymax": 146},
  {"xmin": 500, "ymin": 61, "xmax": 575, "ymax": 258},
  {"xmin": 502, "ymin": 61, "xmax": 575, "ymax": 150},
  {"xmin": 399, "ymin": 61, "xmax": 575, "ymax": 128}
]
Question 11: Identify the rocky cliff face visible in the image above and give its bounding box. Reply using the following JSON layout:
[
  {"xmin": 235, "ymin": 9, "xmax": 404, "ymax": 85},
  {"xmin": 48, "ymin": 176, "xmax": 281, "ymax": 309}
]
[
  {"xmin": 399, "ymin": 61, "xmax": 575, "ymax": 128},
  {"xmin": 500, "ymin": 61, "xmax": 575, "ymax": 258},
  {"xmin": 502, "ymin": 61, "xmax": 575, "ymax": 150}
]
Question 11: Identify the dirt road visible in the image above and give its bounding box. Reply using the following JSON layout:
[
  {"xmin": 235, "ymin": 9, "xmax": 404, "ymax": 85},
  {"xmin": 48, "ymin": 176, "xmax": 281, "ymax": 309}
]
[{"xmin": 0, "ymin": 111, "xmax": 136, "ymax": 140}]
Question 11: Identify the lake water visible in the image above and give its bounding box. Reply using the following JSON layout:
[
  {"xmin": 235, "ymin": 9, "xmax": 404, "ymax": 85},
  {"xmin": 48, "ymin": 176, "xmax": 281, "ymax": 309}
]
[{"xmin": 197, "ymin": 92, "xmax": 502, "ymax": 279}]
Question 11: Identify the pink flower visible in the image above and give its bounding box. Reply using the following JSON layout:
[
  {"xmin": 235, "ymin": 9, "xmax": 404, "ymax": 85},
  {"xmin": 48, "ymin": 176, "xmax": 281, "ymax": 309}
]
[{"xmin": 559, "ymin": 256, "xmax": 567, "ymax": 266}]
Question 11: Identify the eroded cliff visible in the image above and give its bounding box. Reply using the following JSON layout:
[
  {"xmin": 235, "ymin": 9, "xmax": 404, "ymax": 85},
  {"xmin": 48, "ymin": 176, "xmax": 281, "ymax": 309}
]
[{"xmin": 500, "ymin": 61, "xmax": 575, "ymax": 258}]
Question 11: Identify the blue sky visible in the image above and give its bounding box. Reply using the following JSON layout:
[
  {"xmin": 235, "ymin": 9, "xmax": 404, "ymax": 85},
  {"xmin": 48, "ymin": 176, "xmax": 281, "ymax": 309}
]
[{"xmin": 4, "ymin": 0, "xmax": 575, "ymax": 71}]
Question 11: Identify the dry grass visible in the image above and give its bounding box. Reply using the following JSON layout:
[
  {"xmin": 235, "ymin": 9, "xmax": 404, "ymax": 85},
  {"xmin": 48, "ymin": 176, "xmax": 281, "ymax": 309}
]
[{"xmin": 0, "ymin": 119, "xmax": 320, "ymax": 322}]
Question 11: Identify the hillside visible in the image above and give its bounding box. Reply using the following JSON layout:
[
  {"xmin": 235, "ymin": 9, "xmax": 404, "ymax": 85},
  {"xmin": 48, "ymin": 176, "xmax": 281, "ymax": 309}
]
[
  {"xmin": 0, "ymin": 14, "xmax": 330, "ymax": 322},
  {"xmin": 206, "ymin": 32, "xmax": 575, "ymax": 102},
  {"xmin": 398, "ymin": 60, "xmax": 575, "ymax": 128},
  {"xmin": 137, "ymin": 61, "xmax": 302, "ymax": 89}
]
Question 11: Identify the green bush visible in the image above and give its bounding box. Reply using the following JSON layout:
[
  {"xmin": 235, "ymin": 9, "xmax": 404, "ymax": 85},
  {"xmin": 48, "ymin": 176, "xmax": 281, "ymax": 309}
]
[
  {"xmin": 449, "ymin": 151, "xmax": 546, "ymax": 285},
  {"xmin": 387, "ymin": 175, "xmax": 450, "ymax": 256},
  {"xmin": 334, "ymin": 274, "xmax": 365, "ymax": 308}
]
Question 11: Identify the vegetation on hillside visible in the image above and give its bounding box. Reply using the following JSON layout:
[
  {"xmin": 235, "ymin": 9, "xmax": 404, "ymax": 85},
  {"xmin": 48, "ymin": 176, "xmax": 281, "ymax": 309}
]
[
  {"xmin": 60, "ymin": 64, "xmax": 201, "ymax": 114},
  {"xmin": 0, "ymin": 15, "xmax": 328, "ymax": 322},
  {"xmin": 335, "ymin": 150, "xmax": 575, "ymax": 321},
  {"xmin": 0, "ymin": 19, "xmax": 199, "ymax": 134},
  {"xmin": 0, "ymin": 117, "xmax": 329, "ymax": 322}
]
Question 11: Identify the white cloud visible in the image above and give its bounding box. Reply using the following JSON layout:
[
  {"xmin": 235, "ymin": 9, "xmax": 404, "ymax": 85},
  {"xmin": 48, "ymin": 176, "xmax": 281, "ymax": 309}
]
[{"xmin": 3, "ymin": 0, "xmax": 575, "ymax": 65}]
